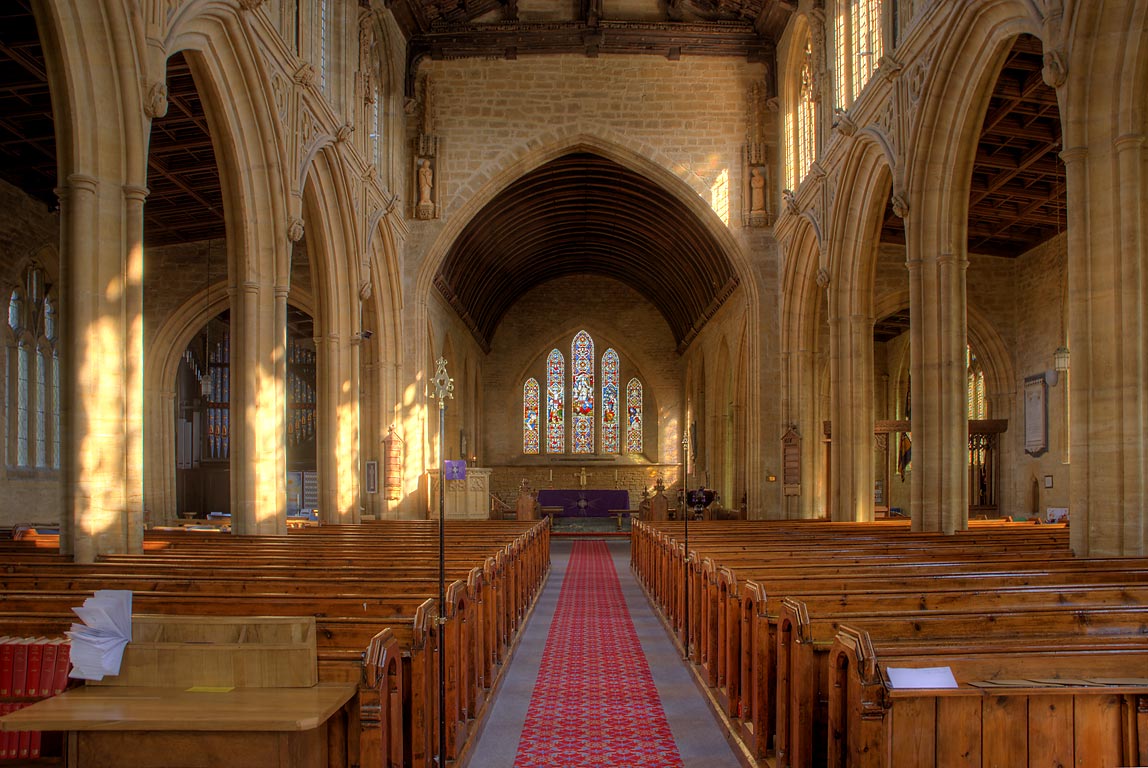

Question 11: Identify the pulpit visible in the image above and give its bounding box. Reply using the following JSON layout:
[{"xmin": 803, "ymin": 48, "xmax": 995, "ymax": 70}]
[{"xmin": 427, "ymin": 467, "xmax": 491, "ymax": 520}]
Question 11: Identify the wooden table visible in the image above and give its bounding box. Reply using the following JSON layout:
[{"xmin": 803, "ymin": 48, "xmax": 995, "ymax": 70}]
[{"xmin": 0, "ymin": 683, "xmax": 359, "ymax": 768}]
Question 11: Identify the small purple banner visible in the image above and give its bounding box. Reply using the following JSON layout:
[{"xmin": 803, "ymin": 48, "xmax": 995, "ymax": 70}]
[{"xmin": 445, "ymin": 460, "xmax": 467, "ymax": 480}]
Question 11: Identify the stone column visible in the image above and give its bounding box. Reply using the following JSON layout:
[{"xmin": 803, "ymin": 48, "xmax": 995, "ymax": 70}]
[
  {"xmin": 1066, "ymin": 135, "xmax": 1148, "ymax": 556},
  {"xmin": 908, "ymin": 247, "xmax": 969, "ymax": 534},
  {"xmin": 60, "ymin": 174, "xmax": 147, "ymax": 560},
  {"xmin": 828, "ymin": 313, "xmax": 874, "ymax": 521},
  {"xmin": 230, "ymin": 277, "xmax": 286, "ymax": 535},
  {"xmin": 316, "ymin": 331, "xmax": 361, "ymax": 524}
]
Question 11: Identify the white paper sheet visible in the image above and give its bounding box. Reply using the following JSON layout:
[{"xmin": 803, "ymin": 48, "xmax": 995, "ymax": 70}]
[{"xmin": 886, "ymin": 666, "xmax": 959, "ymax": 689}]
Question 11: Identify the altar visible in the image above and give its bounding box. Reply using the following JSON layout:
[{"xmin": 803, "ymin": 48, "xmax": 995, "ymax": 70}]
[{"xmin": 537, "ymin": 489, "xmax": 629, "ymax": 518}]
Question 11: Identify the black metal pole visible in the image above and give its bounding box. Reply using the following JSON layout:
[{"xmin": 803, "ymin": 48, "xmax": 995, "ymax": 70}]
[
  {"xmin": 430, "ymin": 356, "xmax": 452, "ymax": 768},
  {"xmin": 682, "ymin": 429, "xmax": 690, "ymax": 662},
  {"xmin": 438, "ymin": 398, "xmax": 446, "ymax": 767}
]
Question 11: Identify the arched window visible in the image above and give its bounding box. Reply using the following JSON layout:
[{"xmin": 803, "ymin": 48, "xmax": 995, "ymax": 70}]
[
  {"xmin": 626, "ymin": 378, "xmax": 643, "ymax": 454},
  {"xmin": 853, "ymin": 0, "xmax": 883, "ymax": 96},
  {"xmin": 35, "ymin": 348, "xmax": 47, "ymax": 467},
  {"xmin": 523, "ymin": 378, "xmax": 540, "ymax": 454},
  {"xmin": 524, "ymin": 333, "xmax": 645, "ymax": 456},
  {"xmin": 8, "ymin": 290, "xmax": 20, "ymax": 331},
  {"xmin": 319, "ymin": 0, "xmax": 332, "ymax": 94},
  {"xmin": 16, "ymin": 341, "xmax": 29, "ymax": 466},
  {"xmin": 371, "ymin": 83, "xmax": 382, "ymax": 170},
  {"xmin": 7, "ymin": 267, "xmax": 60, "ymax": 470},
  {"xmin": 835, "ymin": 0, "xmax": 885, "ymax": 108},
  {"xmin": 546, "ymin": 349, "xmax": 565, "ymax": 453},
  {"xmin": 601, "ymin": 349, "xmax": 620, "ymax": 453},
  {"xmin": 52, "ymin": 350, "xmax": 60, "ymax": 468},
  {"xmin": 967, "ymin": 345, "xmax": 985, "ymax": 420},
  {"xmin": 571, "ymin": 331, "xmax": 594, "ymax": 453},
  {"xmin": 796, "ymin": 34, "xmax": 817, "ymax": 183}
]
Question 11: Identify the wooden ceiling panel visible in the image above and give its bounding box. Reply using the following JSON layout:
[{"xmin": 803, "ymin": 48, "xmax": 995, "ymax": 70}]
[
  {"xmin": 882, "ymin": 34, "xmax": 1065, "ymax": 257},
  {"xmin": 435, "ymin": 152, "xmax": 739, "ymax": 349}
]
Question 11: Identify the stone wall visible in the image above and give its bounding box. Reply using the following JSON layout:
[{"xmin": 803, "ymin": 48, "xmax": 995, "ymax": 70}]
[{"xmin": 0, "ymin": 179, "xmax": 61, "ymax": 527}]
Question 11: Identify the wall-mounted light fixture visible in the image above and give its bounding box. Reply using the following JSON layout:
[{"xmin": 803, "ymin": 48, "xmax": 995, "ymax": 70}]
[{"xmin": 1054, "ymin": 345, "xmax": 1070, "ymax": 373}]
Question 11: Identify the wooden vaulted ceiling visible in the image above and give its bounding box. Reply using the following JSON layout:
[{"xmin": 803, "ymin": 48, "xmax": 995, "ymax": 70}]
[
  {"xmin": 883, "ymin": 34, "xmax": 1065, "ymax": 257},
  {"xmin": 393, "ymin": 0, "xmax": 796, "ymax": 95},
  {"xmin": 435, "ymin": 152, "xmax": 739, "ymax": 350},
  {"xmin": 0, "ymin": 3, "xmax": 224, "ymax": 248}
]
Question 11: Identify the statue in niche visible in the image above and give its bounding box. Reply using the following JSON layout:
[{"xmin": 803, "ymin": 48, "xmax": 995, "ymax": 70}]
[
  {"xmin": 415, "ymin": 158, "xmax": 435, "ymax": 219},
  {"xmin": 750, "ymin": 167, "xmax": 766, "ymax": 213}
]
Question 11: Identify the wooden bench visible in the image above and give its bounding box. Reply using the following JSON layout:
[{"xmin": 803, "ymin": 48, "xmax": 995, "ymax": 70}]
[
  {"xmin": 0, "ymin": 519, "xmax": 550, "ymax": 768},
  {"xmin": 629, "ymin": 519, "xmax": 1148, "ymax": 764},
  {"xmin": 776, "ymin": 599, "xmax": 1148, "ymax": 767},
  {"xmin": 0, "ymin": 615, "xmax": 360, "ymax": 768},
  {"xmin": 828, "ymin": 626, "xmax": 1148, "ymax": 767}
]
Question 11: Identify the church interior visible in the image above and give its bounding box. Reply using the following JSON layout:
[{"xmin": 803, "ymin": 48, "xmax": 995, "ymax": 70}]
[{"xmin": 1, "ymin": 0, "xmax": 1148, "ymax": 765}]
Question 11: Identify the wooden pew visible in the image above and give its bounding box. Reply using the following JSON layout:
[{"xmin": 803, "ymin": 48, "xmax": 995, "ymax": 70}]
[
  {"xmin": 776, "ymin": 598, "xmax": 1148, "ymax": 767},
  {"xmin": 827, "ymin": 626, "xmax": 1148, "ymax": 767},
  {"xmin": 0, "ymin": 519, "xmax": 549, "ymax": 768},
  {"xmin": 629, "ymin": 519, "xmax": 1148, "ymax": 764}
]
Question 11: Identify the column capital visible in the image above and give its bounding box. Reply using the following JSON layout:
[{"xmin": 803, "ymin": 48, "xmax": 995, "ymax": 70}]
[
  {"xmin": 122, "ymin": 184, "xmax": 150, "ymax": 203},
  {"xmin": 1059, "ymin": 146, "xmax": 1088, "ymax": 165},
  {"xmin": 1114, "ymin": 133, "xmax": 1146, "ymax": 153},
  {"xmin": 58, "ymin": 174, "xmax": 99, "ymax": 197}
]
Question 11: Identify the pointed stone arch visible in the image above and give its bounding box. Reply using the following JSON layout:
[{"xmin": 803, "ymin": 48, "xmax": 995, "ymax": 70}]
[
  {"xmin": 300, "ymin": 143, "xmax": 362, "ymax": 524},
  {"xmin": 904, "ymin": 1, "xmax": 1040, "ymax": 534},
  {"xmin": 824, "ymin": 134, "xmax": 894, "ymax": 522},
  {"xmin": 411, "ymin": 133, "xmax": 767, "ymax": 508},
  {"xmin": 779, "ymin": 216, "xmax": 826, "ymax": 520}
]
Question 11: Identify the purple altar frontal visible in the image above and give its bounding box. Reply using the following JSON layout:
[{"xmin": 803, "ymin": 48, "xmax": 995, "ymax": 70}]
[{"xmin": 537, "ymin": 489, "xmax": 630, "ymax": 517}]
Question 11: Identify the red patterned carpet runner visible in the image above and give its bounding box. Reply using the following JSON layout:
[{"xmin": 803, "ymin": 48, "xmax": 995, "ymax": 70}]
[{"xmin": 514, "ymin": 540, "xmax": 683, "ymax": 767}]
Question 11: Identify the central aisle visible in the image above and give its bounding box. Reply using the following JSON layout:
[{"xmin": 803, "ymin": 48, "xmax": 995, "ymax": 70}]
[{"xmin": 466, "ymin": 539, "xmax": 742, "ymax": 767}]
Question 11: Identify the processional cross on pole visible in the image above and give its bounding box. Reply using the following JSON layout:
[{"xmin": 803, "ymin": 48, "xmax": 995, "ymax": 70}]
[{"xmin": 429, "ymin": 356, "xmax": 453, "ymax": 768}]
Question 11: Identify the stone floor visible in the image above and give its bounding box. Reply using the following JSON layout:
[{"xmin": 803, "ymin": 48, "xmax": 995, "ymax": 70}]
[{"xmin": 463, "ymin": 539, "xmax": 744, "ymax": 767}]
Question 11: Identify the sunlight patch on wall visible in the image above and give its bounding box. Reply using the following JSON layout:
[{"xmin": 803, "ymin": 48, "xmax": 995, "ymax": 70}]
[{"xmin": 710, "ymin": 169, "xmax": 730, "ymax": 226}]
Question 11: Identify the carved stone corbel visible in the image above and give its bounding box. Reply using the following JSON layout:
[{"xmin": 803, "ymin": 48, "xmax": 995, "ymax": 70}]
[
  {"xmin": 834, "ymin": 110, "xmax": 857, "ymax": 137},
  {"xmin": 816, "ymin": 267, "xmax": 830, "ymax": 289},
  {"xmin": 336, "ymin": 123, "xmax": 354, "ymax": 143},
  {"xmin": 783, "ymin": 188, "xmax": 799, "ymax": 215},
  {"xmin": 891, "ymin": 192, "xmax": 909, "ymax": 219},
  {"xmin": 1042, "ymin": 48, "xmax": 1067, "ymax": 89},
  {"xmin": 144, "ymin": 81, "xmax": 168, "ymax": 119},
  {"xmin": 294, "ymin": 63, "xmax": 317, "ymax": 88},
  {"xmin": 287, "ymin": 217, "xmax": 305, "ymax": 243}
]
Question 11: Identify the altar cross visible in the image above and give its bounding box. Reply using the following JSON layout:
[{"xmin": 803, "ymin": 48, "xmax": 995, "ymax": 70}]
[{"xmin": 574, "ymin": 467, "xmax": 592, "ymax": 487}]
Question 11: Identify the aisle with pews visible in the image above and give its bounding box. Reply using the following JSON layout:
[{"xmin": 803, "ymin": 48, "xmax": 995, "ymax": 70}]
[
  {"xmin": 632, "ymin": 518, "xmax": 1148, "ymax": 768},
  {"xmin": 466, "ymin": 539, "xmax": 743, "ymax": 768}
]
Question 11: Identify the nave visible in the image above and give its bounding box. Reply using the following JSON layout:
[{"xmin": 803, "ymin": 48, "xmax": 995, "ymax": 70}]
[{"xmin": 466, "ymin": 539, "xmax": 743, "ymax": 768}]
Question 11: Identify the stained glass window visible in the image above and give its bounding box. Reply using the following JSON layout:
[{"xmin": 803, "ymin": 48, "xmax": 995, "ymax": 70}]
[
  {"xmin": 523, "ymin": 378, "xmax": 540, "ymax": 454},
  {"xmin": 967, "ymin": 345, "xmax": 985, "ymax": 420},
  {"xmin": 571, "ymin": 331, "xmax": 594, "ymax": 453},
  {"xmin": 35, "ymin": 349, "xmax": 47, "ymax": 467},
  {"xmin": 626, "ymin": 377, "xmax": 643, "ymax": 454},
  {"xmin": 546, "ymin": 349, "xmax": 565, "ymax": 453},
  {"xmin": 601, "ymin": 349, "xmax": 620, "ymax": 453}
]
